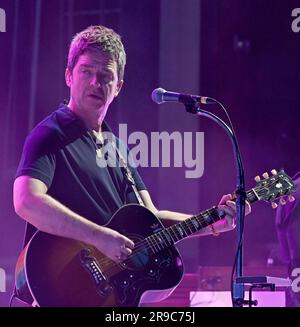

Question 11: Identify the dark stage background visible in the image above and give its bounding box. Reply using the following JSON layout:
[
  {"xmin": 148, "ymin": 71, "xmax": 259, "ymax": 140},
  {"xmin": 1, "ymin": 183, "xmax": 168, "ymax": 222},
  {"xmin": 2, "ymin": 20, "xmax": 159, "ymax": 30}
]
[{"xmin": 0, "ymin": 0, "xmax": 299, "ymax": 306}]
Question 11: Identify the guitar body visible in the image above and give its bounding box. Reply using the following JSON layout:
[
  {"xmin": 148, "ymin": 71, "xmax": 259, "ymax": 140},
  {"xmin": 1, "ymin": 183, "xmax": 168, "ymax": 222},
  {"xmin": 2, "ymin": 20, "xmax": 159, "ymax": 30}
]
[{"xmin": 15, "ymin": 204, "xmax": 184, "ymax": 307}]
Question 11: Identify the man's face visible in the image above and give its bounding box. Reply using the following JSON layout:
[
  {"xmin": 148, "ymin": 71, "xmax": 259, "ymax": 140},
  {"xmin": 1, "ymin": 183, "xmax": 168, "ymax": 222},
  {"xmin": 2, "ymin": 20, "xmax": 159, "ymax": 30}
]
[{"xmin": 65, "ymin": 50, "xmax": 123, "ymax": 128}]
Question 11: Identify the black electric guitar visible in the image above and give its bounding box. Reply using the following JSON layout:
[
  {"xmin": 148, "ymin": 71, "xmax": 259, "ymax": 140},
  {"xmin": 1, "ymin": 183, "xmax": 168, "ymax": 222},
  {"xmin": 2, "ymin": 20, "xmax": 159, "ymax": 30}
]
[{"xmin": 15, "ymin": 170, "xmax": 296, "ymax": 307}]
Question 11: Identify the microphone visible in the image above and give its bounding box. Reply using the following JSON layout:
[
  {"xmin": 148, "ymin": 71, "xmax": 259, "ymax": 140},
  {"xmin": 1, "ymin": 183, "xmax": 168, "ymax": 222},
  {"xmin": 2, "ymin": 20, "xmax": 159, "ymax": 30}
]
[{"xmin": 151, "ymin": 87, "xmax": 216, "ymax": 105}]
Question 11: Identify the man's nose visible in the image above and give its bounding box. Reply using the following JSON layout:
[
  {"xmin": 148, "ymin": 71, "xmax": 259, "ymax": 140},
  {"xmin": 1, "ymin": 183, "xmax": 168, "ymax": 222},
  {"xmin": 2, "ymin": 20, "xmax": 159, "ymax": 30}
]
[{"xmin": 91, "ymin": 75, "xmax": 101, "ymax": 87}]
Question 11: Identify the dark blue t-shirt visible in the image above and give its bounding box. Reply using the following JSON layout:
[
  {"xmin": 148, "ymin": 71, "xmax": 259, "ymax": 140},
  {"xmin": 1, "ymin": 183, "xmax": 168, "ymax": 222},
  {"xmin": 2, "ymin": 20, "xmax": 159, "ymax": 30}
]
[{"xmin": 16, "ymin": 104, "xmax": 146, "ymax": 239}]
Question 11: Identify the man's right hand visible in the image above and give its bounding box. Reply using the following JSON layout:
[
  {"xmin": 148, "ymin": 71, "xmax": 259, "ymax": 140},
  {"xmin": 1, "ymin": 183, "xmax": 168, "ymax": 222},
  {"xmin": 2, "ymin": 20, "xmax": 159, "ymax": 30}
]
[{"xmin": 92, "ymin": 226, "xmax": 135, "ymax": 262}]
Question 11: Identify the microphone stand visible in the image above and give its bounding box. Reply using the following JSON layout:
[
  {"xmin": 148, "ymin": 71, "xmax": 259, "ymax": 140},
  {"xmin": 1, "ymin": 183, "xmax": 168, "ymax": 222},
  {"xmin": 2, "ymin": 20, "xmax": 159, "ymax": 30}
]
[{"xmin": 184, "ymin": 100, "xmax": 246, "ymax": 307}]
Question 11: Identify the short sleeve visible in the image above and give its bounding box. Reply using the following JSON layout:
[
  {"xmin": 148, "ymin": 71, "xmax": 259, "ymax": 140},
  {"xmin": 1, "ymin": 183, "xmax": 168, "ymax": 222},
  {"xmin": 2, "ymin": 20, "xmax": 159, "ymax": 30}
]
[
  {"xmin": 15, "ymin": 126, "xmax": 57, "ymax": 188},
  {"xmin": 129, "ymin": 163, "xmax": 147, "ymax": 191}
]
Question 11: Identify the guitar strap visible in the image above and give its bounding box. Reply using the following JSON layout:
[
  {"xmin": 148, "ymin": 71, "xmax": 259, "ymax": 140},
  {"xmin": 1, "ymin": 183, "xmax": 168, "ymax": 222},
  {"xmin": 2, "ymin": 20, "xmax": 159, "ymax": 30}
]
[{"xmin": 111, "ymin": 141, "xmax": 145, "ymax": 207}]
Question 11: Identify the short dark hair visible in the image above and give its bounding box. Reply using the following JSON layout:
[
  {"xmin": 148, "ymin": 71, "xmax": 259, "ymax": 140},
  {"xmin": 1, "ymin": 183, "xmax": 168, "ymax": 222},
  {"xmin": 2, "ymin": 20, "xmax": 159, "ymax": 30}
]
[{"xmin": 67, "ymin": 25, "xmax": 126, "ymax": 79}]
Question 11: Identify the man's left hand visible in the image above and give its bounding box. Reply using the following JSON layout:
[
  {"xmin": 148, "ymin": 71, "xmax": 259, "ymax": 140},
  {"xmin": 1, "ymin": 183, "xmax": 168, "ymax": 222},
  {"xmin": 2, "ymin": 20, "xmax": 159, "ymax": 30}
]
[{"xmin": 212, "ymin": 194, "xmax": 251, "ymax": 233}]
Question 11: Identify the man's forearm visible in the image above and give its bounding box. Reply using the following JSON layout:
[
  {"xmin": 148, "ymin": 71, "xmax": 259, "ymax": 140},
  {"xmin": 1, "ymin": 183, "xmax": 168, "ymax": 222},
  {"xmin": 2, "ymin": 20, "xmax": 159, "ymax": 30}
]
[{"xmin": 16, "ymin": 193, "xmax": 101, "ymax": 245}]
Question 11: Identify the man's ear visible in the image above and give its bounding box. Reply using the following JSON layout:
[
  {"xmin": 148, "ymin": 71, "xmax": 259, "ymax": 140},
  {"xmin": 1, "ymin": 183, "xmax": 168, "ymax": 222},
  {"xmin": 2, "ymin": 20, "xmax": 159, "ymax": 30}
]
[
  {"xmin": 65, "ymin": 68, "xmax": 72, "ymax": 87},
  {"xmin": 115, "ymin": 80, "xmax": 124, "ymax": 97}
]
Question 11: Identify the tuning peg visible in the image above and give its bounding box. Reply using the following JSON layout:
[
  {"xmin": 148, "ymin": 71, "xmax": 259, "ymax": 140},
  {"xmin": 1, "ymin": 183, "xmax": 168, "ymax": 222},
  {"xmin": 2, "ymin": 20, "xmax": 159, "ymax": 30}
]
[
  {"xmin": 280, "ymin": 198, "xmax": 286, "ymax": 205},
  {"xmin": 271, "ymin": 202, "xmax": 278, "ymax": 209},
  {"xmin": 271, "ymin": 169, "xmax": 278, "ymax": 176},
  {"xmin": 288, "ymin": 195, "xmax": 295, "ymax": 202},
  {"xmin": 254, "ymin": 176, "xmax": 261, "ymax": 182},
  {"xmin": 262, "ymin": 172, "xmax": 269, "ymax": 179}
]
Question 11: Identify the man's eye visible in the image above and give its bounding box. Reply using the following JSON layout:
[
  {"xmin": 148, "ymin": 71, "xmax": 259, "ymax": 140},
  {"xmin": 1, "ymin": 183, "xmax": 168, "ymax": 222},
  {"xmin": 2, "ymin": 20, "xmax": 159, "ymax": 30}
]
[
  {"xmin": 82, "ymin": 70, "xmax": 92, "ymax": 76},
  {"xmin": 102, "ymin": 75, "xmax": 113, "ymax": 84}
]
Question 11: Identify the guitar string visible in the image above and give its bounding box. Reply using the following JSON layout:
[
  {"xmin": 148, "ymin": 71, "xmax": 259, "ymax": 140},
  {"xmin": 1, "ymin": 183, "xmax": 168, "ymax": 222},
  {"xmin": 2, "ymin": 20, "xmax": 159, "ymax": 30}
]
[
  {"xmin": 92, "ymin": 186, "xmax": 277, "ymax": 273},
  {"xmin": 96, "ymin": 190, "xmax": 262, "ymax": 271},
  {"xmin": 93, "ymin": 197, "xmax": 249, "ymax": 273},
  {"xmin": 95, "ymin": 189, "xmax": 257, "ymax": 269},
  {"xmin": 90, "ymin": 181, "xmax": 284, "ymax": 275},
  {"xmin": 92, "ymin": 209, "xmax": 217, "ymax": 274}
]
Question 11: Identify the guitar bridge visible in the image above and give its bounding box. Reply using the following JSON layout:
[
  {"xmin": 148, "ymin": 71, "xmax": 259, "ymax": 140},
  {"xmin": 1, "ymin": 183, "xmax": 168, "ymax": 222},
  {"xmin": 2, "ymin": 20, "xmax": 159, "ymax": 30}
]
[{"xmin": 79, "ymin": 249, "xmax": 112, "ymax": 296}]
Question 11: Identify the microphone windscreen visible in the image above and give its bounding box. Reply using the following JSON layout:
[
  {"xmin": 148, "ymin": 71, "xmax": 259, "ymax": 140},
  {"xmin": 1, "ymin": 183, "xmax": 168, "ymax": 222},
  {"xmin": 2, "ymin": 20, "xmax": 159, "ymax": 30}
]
[{"xmin": 151, "ymin": 88, "xmax": 165, "ymax": 104}]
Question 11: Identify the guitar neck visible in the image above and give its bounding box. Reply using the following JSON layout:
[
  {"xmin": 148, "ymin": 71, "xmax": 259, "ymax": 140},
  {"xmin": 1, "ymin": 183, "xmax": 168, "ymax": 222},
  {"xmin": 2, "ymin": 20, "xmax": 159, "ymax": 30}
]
[{"xmin": 149, "ymin": 188, "xmax": 258, "ymax": 247}]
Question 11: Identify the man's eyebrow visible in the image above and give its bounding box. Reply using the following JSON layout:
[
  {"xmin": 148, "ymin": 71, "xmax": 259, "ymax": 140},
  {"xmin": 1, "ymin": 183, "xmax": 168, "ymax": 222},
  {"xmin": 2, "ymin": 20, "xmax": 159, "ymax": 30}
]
[
  {"xmin": 79, "ymin": 64, "xmax": 94, "ymax": 68},
  {"xmin": 79, "ymin": 64, "xmax": 113, "ymax": 73}
]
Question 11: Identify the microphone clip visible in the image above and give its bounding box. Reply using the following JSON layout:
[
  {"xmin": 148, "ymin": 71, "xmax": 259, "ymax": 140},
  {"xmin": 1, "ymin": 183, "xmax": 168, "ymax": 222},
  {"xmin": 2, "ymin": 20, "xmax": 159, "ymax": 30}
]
[
  {"xmin": 178, "ymin": 94, "xmax": 203, "ymax": 114},
  {"xmin": 183, "ymin": 99, "xmax": 201, "ymax": 114}
]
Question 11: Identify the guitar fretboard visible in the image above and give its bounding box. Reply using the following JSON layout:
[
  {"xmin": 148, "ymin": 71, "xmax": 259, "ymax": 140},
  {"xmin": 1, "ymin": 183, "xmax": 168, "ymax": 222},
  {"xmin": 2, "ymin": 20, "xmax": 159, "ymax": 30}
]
[{"xmin": 143, "ymin": 188, "xmax": 258, "ymax": 255}]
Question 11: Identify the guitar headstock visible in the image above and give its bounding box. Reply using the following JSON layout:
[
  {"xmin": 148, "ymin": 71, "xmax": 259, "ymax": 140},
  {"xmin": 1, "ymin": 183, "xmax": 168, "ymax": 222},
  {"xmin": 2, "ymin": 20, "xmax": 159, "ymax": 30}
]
[{"xmin": 253, "ymin": 169, "xmax": 296, "ymax": 208}]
